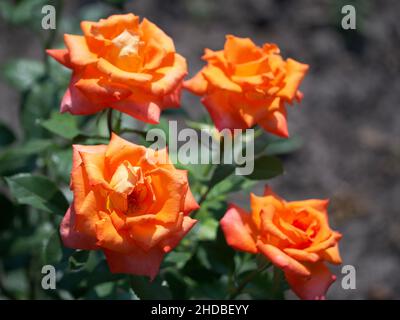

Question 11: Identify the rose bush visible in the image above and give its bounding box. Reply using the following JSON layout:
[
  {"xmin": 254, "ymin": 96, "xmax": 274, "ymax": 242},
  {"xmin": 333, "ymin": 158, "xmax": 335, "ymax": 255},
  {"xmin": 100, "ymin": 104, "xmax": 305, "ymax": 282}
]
[{"xmin": 0, "ymin": 2, "xmax": 343, "ymax": 301}]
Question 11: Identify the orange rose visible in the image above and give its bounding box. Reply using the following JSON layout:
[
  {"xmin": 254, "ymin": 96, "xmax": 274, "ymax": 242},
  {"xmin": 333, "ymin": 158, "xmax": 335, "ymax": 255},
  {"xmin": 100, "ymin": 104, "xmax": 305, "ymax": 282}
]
[
  {"xmin": 60, "ymin": 133, "xmax": 199, "ymax": 279},
  {"xmin": 47, "ymin": 14, "xmax": 187, "ymax": 123},
  {"xmin": 220, "ymin": 186, "xmax": 342, "ymax": 299},
  {"xmin": 184, "ymin": 35, "xmax": 309, "ymax": 137}
]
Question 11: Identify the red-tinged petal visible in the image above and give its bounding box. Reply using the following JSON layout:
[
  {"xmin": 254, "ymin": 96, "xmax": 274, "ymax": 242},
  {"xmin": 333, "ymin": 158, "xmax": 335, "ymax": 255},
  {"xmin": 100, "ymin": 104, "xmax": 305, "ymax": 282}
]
[
  {"xmin": 257, "ymin": 241, "xmax": 310, "ymax": 277},
  {"xmin": 285, "ymin": 261, "xmax": 336, "ymax": 300},
  {"xmin": 46, "ymin": 49, "xmax": 72, "ymax": 68},
  {"xmin": 161, "ymin": 83, "xmax": 182, "ymax": 109},
  {"xmin": 103, "ymin": 247, "xmax": 164, "ymax": 280},
  {"xmin": 202, "ymin": 92, "xmax": 248, "ymax": 131},
  {"xmin": 258, "ymin": 105, "xmax": 289, "ymax": 138},
  {"xmin": 64, "ymin": 34, "xmax": 97, "ymax": 66},
  {"xmin": 60, "ymin": 206, "xmax": 97, "ymax": 250},
  {"xmin": 183, "ymin": 184, "xmax": 200, "ymax": 214},
  {"xmin": 161, "ymin": 216, "xmax": 197, "ymax": 252},
  {"xmin": 183, "ymin": 70, "xmax": 208, "ymax": 95},
  {"xmin": 61, "ymin": 73, "xmax": 106, "ymax": 114},
  {"xmin": 220, "ymin": 204, "xmax": 258, "ymax": 253},
  {"xmin": 111, "ymin": 92, "xmax": 162, "ymax": 124}
]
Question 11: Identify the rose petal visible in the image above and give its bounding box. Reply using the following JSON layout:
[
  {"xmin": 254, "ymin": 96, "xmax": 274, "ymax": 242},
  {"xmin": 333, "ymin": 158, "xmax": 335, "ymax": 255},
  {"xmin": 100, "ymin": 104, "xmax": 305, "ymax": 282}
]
[
  {"xmin": 64, "ymin": 34, "xmax": 97, "ymax": 66},
  {"xmin": 105, "ymin": 133, "xmax": 147, "ymax": 171},
  {"xmin": 257, "ymin": 241, "xmax": 310, "ymax": 277},
  {"xmin": 46, "ymin": 49, "xmax": 72, "ymax": 68},
  {"xmin": 183, "ymin": 70, "xmax": 208, "ymax": 95},
  {"xmin": 285, "ymin": 261, "xmax": 336, "ymax": 300},
  {"xmin": 220, "ymin": 205, "xmax": 258, "ymax": 253},
  {"xmin": 111, "ymin": 92, "xmax": 162, "ymax": 124},
  {"xmin": 60, "ymin": 206, "xmax": 97, "ymax": 250},
  {"xmin": 224, "ymin": 35, "xmax": 262, "ymax": 64},
  {"xmin": 202, "ymin": 91, "xmax": 248, "ymax": 131},
  {"xmin": 104, "ymin": 247, "xmax": 164, "ymax": 280},
  {"xmin": 278, "ymin": 58, "xmax": 309, "ymax": 102},
  {"xmin": 61, "ymin": 72, "xmax": 106, "ymax": 114},
  {"xmin": 161, "ymin": 216, "xmax": 197, "ymax": 252}
]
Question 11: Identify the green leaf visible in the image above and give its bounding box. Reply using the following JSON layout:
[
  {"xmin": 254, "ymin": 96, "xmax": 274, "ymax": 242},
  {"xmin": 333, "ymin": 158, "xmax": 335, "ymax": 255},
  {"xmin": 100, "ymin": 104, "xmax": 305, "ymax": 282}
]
[
  {"xmin": 164, "ymin": 252, "xmax": 192, "ymax": 269},
  {"xmin": 246, "ymin": 155, "xmax": 283, "ymax": 180},
  {"xmin": 194, "ymin": 215, "xmax": 219, "ymax": 241},
  {"xmin": 130, "ymin": 275, "xmax": 172, "ymax": 300},
  {"xmin": 0, "ymin": 122, "xmax": 16, "ymax": 148},
  {"xmin": 41, "ymin": 112, "xmax": 81, "ymax": 139},
  {"xmin": 207, "ymin": 175, "xmax": 256, "ymax": 202},
  {"xmin": 5, "ymin": 173, "xmax": 69, "ymax": 216},
  {"xmin": 5, "ymin": 223, "xmax": 53, "ymax": 256},
  {"xmin": 207, "ymin": 164, "xmax": 236, "ymax": 188},
  {"xmin": 47, "ymin": 148, "xmax": 73, "ymax": 184},
  {"xmin": 266, "ymin": 135, "xmax": 303, "ymax": 156},
  {"xmin": 42, "ymin": 231, "xmax": 62, "ymax": 265},
  {"xmin": 1, "ymin": 59, "xmax": 44, "ymax": 91},
  {"xmin": 197, "ymin": 239, "xmax": 235, "ymax": 275},
  {"xmin": 0, "ymin": 139, "xmax": 53, "ymax": 175},
  {"xmin": 68, "ymin": 250, "xmax": 90, "ymax": 270},
  {"xmin": 22, "ymin": 82, "xmax": 59, "ymax": 139}
]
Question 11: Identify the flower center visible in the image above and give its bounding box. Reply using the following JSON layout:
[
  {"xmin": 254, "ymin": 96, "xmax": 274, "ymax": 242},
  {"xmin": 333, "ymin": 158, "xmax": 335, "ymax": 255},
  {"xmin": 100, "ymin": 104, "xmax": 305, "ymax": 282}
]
[{"xmin": 112, "ymin": 29, "xmax": 142, "ymax": 57}]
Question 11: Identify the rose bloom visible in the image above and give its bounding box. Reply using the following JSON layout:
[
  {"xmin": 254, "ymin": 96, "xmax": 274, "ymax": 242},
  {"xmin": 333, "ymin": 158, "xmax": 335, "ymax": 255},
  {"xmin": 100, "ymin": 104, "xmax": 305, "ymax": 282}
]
[
  {"xmin": 220, "ymin": 186, "xmax": 342, "ymax": 299},
  {"xmin": 61, "ymin": 133, "xmax": 198, "ymax": 279},
  {"xmin": 47, "ymin": 13, "xmax": 187, "ymax": 123},
  {"xmin": 184, "ymin": 35, "xmax": 309, "ymax": 137}
]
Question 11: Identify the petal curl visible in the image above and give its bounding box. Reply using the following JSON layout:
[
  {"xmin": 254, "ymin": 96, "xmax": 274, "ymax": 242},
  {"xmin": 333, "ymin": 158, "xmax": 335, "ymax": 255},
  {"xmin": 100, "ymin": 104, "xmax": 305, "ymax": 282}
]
[{"xmin": 220, "ymin": 205, "xmax": 258, "ymax": 253}]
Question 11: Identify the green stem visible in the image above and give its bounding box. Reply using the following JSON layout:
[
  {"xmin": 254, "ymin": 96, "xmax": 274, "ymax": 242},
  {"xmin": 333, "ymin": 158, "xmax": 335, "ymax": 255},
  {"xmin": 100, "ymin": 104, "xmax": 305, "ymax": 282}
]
[
  {"xmin": 272, "ymin": 266, "xmax": 283, "ymax": 298},
  {"xmin": 107, "ymin": 108, "xmax": 113, "ymax": 138},
  {"xmin": 228, "ymin": 261, "xmax": 271, "ymax": 299}
]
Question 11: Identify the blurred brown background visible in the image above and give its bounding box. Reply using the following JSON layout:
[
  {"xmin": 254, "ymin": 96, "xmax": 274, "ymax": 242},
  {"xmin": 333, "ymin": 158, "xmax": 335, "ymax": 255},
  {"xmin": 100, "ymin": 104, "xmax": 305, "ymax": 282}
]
[{"xmin": 1, "ymin": 0, "xmax": 399, "ymax": 299}]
